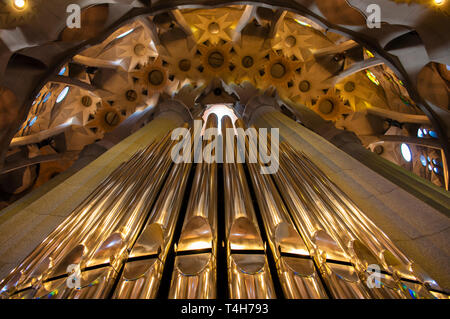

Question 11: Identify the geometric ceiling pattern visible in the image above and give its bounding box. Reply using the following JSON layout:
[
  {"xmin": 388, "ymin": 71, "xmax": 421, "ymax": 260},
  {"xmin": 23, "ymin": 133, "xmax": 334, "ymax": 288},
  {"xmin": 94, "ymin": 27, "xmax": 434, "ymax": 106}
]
[
  {"xmin": 18, "ymin": 7, "xmax": 423, "ymax": 140},
  {"xmin": 7, "ymin": 5, "xmax": 447, "ymax": 194}
]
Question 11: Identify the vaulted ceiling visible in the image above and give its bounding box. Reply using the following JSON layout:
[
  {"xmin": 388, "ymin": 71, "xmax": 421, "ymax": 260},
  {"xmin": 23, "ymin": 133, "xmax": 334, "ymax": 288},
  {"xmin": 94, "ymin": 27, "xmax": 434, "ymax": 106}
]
[{"xmin": 0, "ymin": 1, "xmax": 449, "ymax": 202}]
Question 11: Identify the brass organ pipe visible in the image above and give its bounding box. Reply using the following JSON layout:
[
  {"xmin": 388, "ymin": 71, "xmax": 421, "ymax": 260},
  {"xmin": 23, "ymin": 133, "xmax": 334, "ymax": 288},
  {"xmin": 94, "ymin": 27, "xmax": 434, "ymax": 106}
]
[
  {"xmin": 257, "ymin": 132, "xmax": 352, "ymax": 257},
  {"xmin": 221, "ymin": 116, "xmax": 275, "ymax": 299},
  {"xmin": 47, "ymin": 134, "xmax": 172, "ymax": 270},
  {"xmin": 183, "ymin": 115, "xmax": 218, "ymax": 227},
  {"xmin": 33, "ymin": 141, "xmax": 170, "ymax": 298},
  {"xmin": 2, "ymin": 132, "xmax": 175, "ymax": 298},
  {"xmin": 46, "ymin": 129, "xmax": 185, "ymax": 298},
  {"xmin": 279, "ymin": 150, "xmax": 355, "ymax": 257},
  {"xmin": 276, "ymin": 153, "xmax": 341, "ymax": 249},
  {"xmin": 282, "ymin": 144, "xmax": 437, "ymax": 297},
  {"xmin": 168, "ymin": 115, "xmax": 218, "ymax": 299},
  {"xmin": 274, "ymin": 144, "xmax": 393, "ymax": 298},
  {"xmin": 82, "ymin": 134, "xmax": 176, "ymax": 263},
  {"xmin": 261, "ymin": 131, "xmax": 408, "ymax": 298},
  {"xmin": 261, "ymin": 125, "xmax": 431, "ymax": 298},
  {"xmin": 113, "ymin": 129, "xmax": 194, "ymax": 299},
  {"xmin": 286, "ymin": 145, "xmax": 394, "ymax": 258},
  {"xmin": 295, "ymin": 147, "xmax": 412, "ymax": 266},
  {"xmin": 235, "ymin": 119, "xmax": 328, "ymax": 299},
  {"xmin": 252, "ymin": 123, "xmax": 387, "ymax": 299},
  {"xmin": 0, "ymin": 143, "xmax": 157, "ymax": 295},
  {"xmin": 281, "ymin": 144, "xmax": 403, "ymax": 263}
]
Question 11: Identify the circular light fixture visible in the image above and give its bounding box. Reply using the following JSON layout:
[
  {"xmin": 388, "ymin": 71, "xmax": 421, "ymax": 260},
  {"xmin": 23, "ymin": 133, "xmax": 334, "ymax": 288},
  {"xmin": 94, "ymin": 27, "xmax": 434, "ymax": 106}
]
[
  {"xmin": 434, "ymin": 0, "xmax": 444, "ymax": 6},
  {"xmin": 241, "ymin": 56, "xmax": 254, "ymax": 69},
  {"xmin": 148, "ymin": 70, "xmax": 164, "ymax": 86},
  {"xmin": 299, "ymin": 80, "xmax": 311, "ymax": 92},
  {"xmin": 208, "ymin": 51, "xmax": 225, "ymax": 69},
  {"xmin": 285, "ymin": 36, "xmax": 297, "ymax": 48},
  {"xmin": 208, "ymin": 22, "xmax": 220, "ymax": 34},
  {"xmin": 13, "ymin": 0, "xmax": 26, "ymax": 10},
  {"xmin": 344, "ymin": 81, "xmax": 355, "ymax": 92},
  {"xmin": 400, "ymin": 143, "xmax": 412, "ymax": 162},
  {"xmin": 270, "ymin": 63, "xmax": 286, "ymax": 79},
  {"xmin": 56, "ymin": 86, "xmax": 70, "ymax": 103},
  {"xmin": 318, "ymin": 99, "xmax": 334, "ymax": 115},
  {"xmin": 81, "ymin": 96, "xmax": 93, "ymax": 107},
  {"xmin": 178, "ymin": 59, "xmax": 191, "ymax": 72}
]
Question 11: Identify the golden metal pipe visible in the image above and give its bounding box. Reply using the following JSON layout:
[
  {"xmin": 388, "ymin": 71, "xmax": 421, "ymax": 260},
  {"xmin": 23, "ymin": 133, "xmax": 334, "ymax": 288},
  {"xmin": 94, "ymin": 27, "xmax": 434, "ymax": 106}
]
[
  {"xmin": 47, "ymin": 129, "xmax": 189, "ymax": 299},
  {"xmin": 3, "ymin": 108, "xmax": 446, "ymax": 300},
  {"xmin": 33, "ymin": 140, "xmax": 172, "ymax": 298},
  {"xmin": 222, "ymin": 116, "xmax": 275, "ymax": 299},
  {"xmin": 282, "ymin": 143, "xmax": 438, "ymax": 298},
  {"xmin": 169, "ymin": 115, "xmax": 218, "ymax": 299},
  {"xmin": 2, "ymin": 129, "xmax": 182, "ymax": 299},
  {"xmin": 0, "ymin": 145, "xmax": 155, "ymax": 296},
  {"xmin": 234, "ymin": 119, "xmax": 327, "ymax": 299},
  {"xmin": 258, "ymin": 131, "xmax": 409, "ymax": 298},
  {"xmin": 274, "ymin": 146, "xmax": 383, "ymax": 298},
  {"xmin": 113, "ymin": 128, "xmax": 193, "ymax": 299},
  {"xmin": 255, "ymin": 125, "xmax": 436, "ymax": 298}
]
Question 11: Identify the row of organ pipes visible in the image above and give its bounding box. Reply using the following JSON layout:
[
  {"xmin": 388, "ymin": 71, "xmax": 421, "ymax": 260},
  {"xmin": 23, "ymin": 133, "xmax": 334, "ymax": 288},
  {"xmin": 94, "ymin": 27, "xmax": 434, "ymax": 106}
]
[{"xmin": 0, "ymin": 112, "xmax": 448, "ymax": 299}]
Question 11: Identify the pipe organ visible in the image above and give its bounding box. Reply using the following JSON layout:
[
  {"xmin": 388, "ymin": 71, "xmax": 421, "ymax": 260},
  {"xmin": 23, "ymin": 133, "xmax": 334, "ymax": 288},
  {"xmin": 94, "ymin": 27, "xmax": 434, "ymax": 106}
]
[{"xmin": 0, "ymin": 112, "xmax": 447, "ymax": 300}]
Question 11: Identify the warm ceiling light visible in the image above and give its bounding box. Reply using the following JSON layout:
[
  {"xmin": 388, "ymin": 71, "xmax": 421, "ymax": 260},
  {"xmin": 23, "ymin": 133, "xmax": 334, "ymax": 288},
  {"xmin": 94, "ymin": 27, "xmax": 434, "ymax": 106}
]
[
  {"xmin": 13, "ymin": 0, "xmax": 26, "ymax": 10},
  {"xmin": 434, "ymin": 0, "xmax": 444, "ymax": 5}
]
